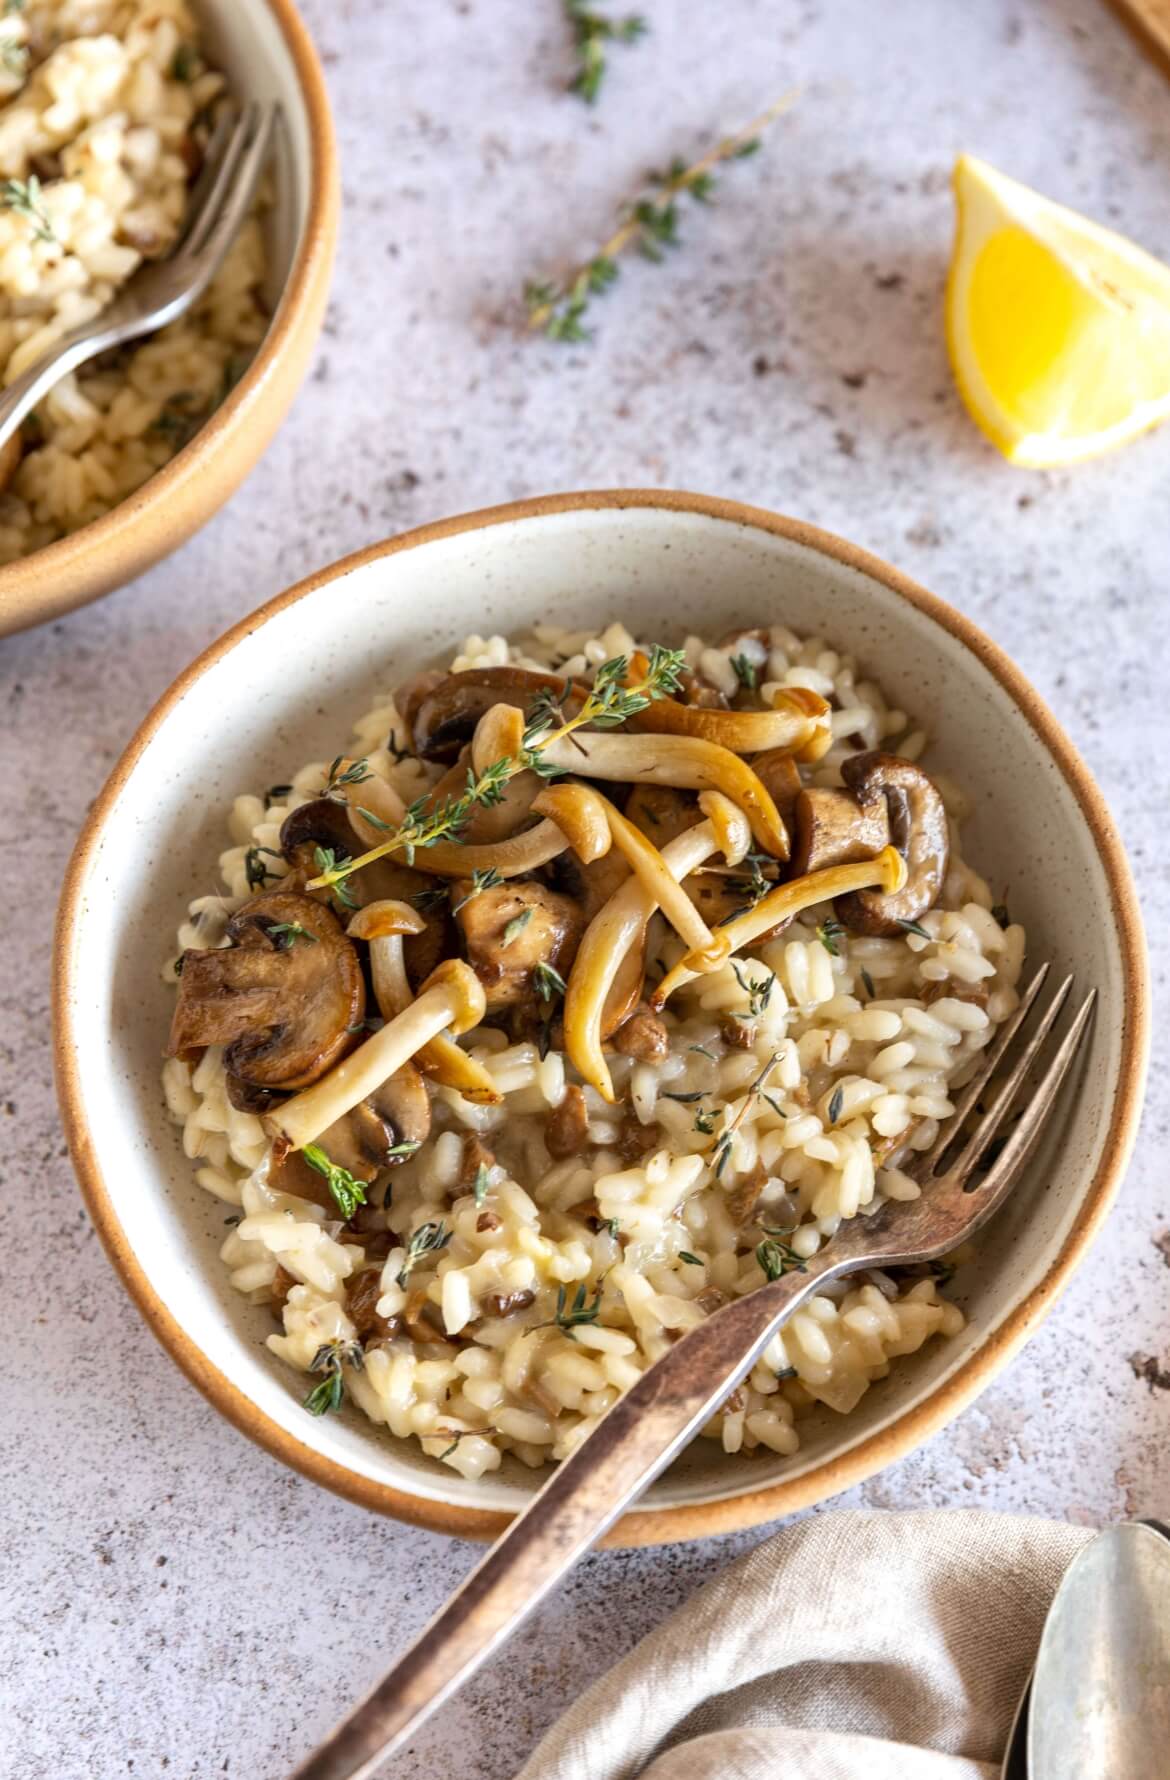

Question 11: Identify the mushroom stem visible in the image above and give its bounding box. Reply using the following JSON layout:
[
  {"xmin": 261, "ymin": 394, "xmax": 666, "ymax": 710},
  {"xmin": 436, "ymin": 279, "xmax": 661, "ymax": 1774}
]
[
  {"xmin": 562, "ymin": 793, "xmax": 750, "ymax": 1103},
  {"xmin": 400, "ymin": 820, "xmax": 569, "ymax": 879},
  {"xmin": 536, "ymin": 729, "xmax": 791, "ymax": 860},
  {"xmin": 347, "ymin": 904, "xmax": 504, "ymax": 1108},
  {"xmin": 332, "ymin": 761, "xmax": 407, "ymax": 848},
  {"xmin": 534, "ymin": 782, "xmax": 722, "ymax": 962},
  {"xmin": 627, "ymin": 662, "xmax": 832, "ymax": 759},
  {"xmin": 268, "ymin": 961, "xmax": 487, "ymax": 1152},
  {"xmin": 650, "ymin": 845, "xmax": 908, "ymax": 1009}
]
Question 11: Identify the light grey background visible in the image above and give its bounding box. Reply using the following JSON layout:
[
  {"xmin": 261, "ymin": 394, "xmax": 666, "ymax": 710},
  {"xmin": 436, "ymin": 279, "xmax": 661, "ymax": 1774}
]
[{"xmin": 4, "ymin": 1, "xmax": 1168, "ymax": 1774}]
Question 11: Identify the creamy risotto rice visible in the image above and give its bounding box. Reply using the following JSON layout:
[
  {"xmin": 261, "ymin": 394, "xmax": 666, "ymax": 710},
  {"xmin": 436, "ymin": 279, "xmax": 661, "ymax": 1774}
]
[
  {"xmin": 162, "ymin": 621, "xmax": 1025, "ymax": 1481},
  {"xmin": 0, "ymin": 0, "xmax": 268, "ymax": 562}
]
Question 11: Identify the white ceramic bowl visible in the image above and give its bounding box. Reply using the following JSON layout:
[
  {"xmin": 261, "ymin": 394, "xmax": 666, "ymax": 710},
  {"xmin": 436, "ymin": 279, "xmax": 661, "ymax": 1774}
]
[
  {"xmin": 54, "ymin": 491, "xmax": 1149, "ymax": 1546},
  {"xmin": 0, "ymin": 0, "xmax": 338, "ymax": 638}
]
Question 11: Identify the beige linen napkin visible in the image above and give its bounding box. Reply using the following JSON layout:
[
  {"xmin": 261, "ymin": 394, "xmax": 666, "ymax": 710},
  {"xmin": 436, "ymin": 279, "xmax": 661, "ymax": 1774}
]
[{"xmin": 517, "ymin": 1510, "xmax": 1093, "ymax": 1780}]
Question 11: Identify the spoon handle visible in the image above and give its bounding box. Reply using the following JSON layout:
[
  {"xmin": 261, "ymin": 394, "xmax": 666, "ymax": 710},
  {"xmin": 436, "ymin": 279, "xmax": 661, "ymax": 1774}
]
[{"xmin": 288, "ymin": 1254, "xmax": 841, "ymax": 1780}]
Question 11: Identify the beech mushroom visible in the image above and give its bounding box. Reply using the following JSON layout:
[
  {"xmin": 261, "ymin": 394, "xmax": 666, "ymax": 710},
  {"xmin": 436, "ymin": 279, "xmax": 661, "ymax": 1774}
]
[
  {"xmin": 628, "ymin": 674, "xmax": 832, "ymax": 760},
  {"xmin": 347, "ymin": 901, "xmax": 501, "ymax": 1104},
  {"xmin": 624, "ymin": 784, "xmax": 702, "ymax": 847},
  {"xmin": 560, "ymin": 792, "xmax": 752, "ymax": 1102},
  {"xmin": 268, "ymin": 960, "xmax": 486, "ymax": 1151},
  {"xmin": 410, "ymin": 667, "xmax": 583, "ymax": 761},
  {"xmin": 167, "ymin": 889, "xmax": 363, "ymax": 1089},
  {"xmin": 535, "ymin": 729, "xmax": 791, "ymax": 860},
  {"xmin": 650, "ymin": 845, "xmax": 908, "ymax": 1008},
  {"xmin": 834, "ymin": 753, "xmax": 950, "ymax": 935},
  {"xmin": 0, "ymin": 431, "xmax": 21, "ymax": 496}
]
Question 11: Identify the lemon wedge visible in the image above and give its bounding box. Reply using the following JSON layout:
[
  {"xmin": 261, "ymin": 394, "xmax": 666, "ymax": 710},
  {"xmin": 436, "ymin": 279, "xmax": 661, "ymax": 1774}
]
[{"xmin": 947, "ymin": 154, "xmax": 1170, "ymax": 467}]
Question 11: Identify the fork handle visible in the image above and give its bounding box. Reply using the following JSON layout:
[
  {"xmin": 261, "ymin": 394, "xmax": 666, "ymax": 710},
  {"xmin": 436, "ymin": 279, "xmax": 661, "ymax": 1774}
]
[
  {"xmin": 0, "ymin": 327, "xmax": 109, "ymax": 456},
  {"xmin": 289, "ymin": 1251, "xmax": 847, "ymax": 1780}
]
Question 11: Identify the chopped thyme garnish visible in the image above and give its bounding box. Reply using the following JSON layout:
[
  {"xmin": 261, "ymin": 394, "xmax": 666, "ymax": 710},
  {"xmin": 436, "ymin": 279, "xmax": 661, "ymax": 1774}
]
[
  {"xmin": 396, "ymin": 1220, "xmax": 451, "ymax": 1288},
  {"xmin": 678, "ymin": 1251, "xmax": 702, "ymax": 1267},
  {"xmin": 531, "ymin": 1278, "xmax": 605, "ymax": 1340},
  {"xmin": 756, "ymin": 1229, "xmax": 807, "ymax": 1282},
  {"xmin": 473, "ymin": 1164, "xmax": 491, "ymax": 1207},
  {"xmin": 827, "ymin": 1085, "xmax": 844, "ymax": 1125},
  {"xmin": 524, "ymin": 95, "xmax": 795, "ymax": 341},
  {"xmin": 0, "ymin": 176, "xmax": 56, "ymax": 243},
  {"xmin": 534, "ymin": 960, "xmax": 568, "ymax": 1001},
  {"xmin": 731, "ymin": 959, "xmax": 773, "ymax": 1019},
  {"xmin": 452, "ymin": 867, "xmax": 503, "ymax": 915},
  {"xmin": 991, "ymin": 902, "xmax": 1011, "ymax": 930},
  {"xmin": 708, "ymin": 1051, "xmax": 781, "ymax": 1178},
  {"xmin": 307, "ymin": 648, "xmax": 684, "ymax": 893},
  {"xmin": 602, "ymin": 1217, "xmax": 620, "ymax": 1240},
  {"xmin": 859, "ymin": 966, "xmax": 876, "ymax": 1001},
  {"xmin": 897, "ymin": 918, "xmax": 931, "ymax": 940},
  {"xmin": 245, "ymin": 845, "xmax": 283, "ymax": 891},
  {"xmin": 563, "ymin": 0, "xmax": 646, "ymax": 104},
  {"xmin": 762, "ymin": 1092, "xmax": 789, "ymax": 1120},
  {"xmin": 689, "ymin": 1044, "xmax": 718, "ymax": 1061},
  {"xmin": 326, "ymin": 756, "xmax": 371, "ymax": 796},
  {"xmin": 170, "ymin": 42, "xmax": 198, "ymax": 81},
  {"xmin": 303, "ymin": 1339, "xmax": 364, "ymax": 1416},
  {"xmin": 303, "ymin": 1143, "xmax": 368, "ymax": 1218},
  {"xmin": 694, "ymin": 1107, "xmax": 717, "ymax": 1134},
  {"xmin": 662, "ymin": 1089, "xmax": 703, "ymax": 1103},
  {"xmin": 266, "ymin": 921, "xmax": 318, "ymax": 950},
  {"xmin": 730, "ymin": 653, "xmax": 758, "ymax": 692},
  {"xmin": 413, "ymin": 883, "xmax": 450, "ymax": 913},
  {"xmin": 502, "ymin": 906, "xmax": 534, "ymax": 947},
  {"xmin": 816, "ymin": 917, "xmax": 846, "ymax": 957}
]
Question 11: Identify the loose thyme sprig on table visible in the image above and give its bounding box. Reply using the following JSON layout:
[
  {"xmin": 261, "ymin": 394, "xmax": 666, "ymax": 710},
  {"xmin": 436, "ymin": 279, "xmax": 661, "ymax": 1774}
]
[
  {"xmin": 524, "ymin": 92, "xmax": 797, "ymax": 342},
  {"xmin": 307, "ymin": 645, "xmax": 685, "ymax": 894},
  {"xmin": 563, "ymin": 0, "xmax": 646, "ymax": 104}
]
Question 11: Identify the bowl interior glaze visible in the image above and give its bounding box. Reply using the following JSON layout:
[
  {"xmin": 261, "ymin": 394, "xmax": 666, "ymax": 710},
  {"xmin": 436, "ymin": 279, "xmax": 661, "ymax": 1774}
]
[{"xmin": 55, "ymin": 494, "xmax": 1148, "ymax": 1543}]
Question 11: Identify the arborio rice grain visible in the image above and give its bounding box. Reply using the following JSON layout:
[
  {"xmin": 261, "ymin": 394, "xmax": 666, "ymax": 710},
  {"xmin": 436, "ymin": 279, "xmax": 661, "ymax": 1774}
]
[
  {"xmin": 162, "ymin": 621, "xmax": 1025, "ymax": 1481},
  {"xmin": 0, "ymin": 0, "xmax": 268, "ymax": 561}
]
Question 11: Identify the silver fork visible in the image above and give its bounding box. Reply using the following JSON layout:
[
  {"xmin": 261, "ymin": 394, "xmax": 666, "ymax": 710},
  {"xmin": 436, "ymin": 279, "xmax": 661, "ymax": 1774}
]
[
  {"xmin": 0, "ymin": 102, "xmax": 276, "ymax": 457},
  {"xmin": 290, "ymin": 966, "xmax": 1095, "ymax": 1780}
]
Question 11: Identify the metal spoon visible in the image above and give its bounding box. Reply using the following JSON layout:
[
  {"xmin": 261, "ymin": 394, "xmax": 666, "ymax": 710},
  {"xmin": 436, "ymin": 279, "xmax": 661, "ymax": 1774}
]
[{"xmin": 1029, "ymin": 1522, "xmax": 1170, "ymax": 1778}]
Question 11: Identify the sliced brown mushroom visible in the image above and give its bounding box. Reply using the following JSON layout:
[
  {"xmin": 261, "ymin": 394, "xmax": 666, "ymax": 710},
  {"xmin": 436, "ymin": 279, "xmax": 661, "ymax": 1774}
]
[
  {"xmin": 834, "ymin": 753, "xmax": 949, "ymax": 935},
  {"xmin": 454, "ymin": 878, "xmax": 584, "ymax": 1009},
  {"xmin": 752, "ymin": 749, "xmax": 803, "ymax": 818},
  {"xmin": 609, "ymin": 1005, "xmax": 669, "ymax": 1062},
  {"xmin": 346, "ymin": 1268, "xmax": 401, "ymax": 1343},
  {"xmin": 789, "ymin": 784, "xmax": 891, "ymax": 876},
  {"xmin": 166, "ymin": 889, "xmax": 364, "ymax": 1090},
  {"xmin": 624, "ymin": 784, "xmax": 701, "ymax": 848},
  {"xmin": 409, "ymin": 667, "xmax": 585, "ymax": 761},
  {"xmin": 545, "ymin": 1083, "xmax": 590, "ymax": 1158},
  {"xmin": 279, "ymin": 799, "xmax": 443, "ymax": 937}
]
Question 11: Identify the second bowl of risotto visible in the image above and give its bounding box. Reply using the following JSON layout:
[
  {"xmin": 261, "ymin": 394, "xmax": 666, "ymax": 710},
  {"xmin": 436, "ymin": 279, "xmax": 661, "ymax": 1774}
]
[
  {"xmin": 0, "ymin": 0, "xmax": 336, "ymax": 636},
  {"xmin": 53, "ymin": 491, "xmax": 1148, "ymax": 1544}
]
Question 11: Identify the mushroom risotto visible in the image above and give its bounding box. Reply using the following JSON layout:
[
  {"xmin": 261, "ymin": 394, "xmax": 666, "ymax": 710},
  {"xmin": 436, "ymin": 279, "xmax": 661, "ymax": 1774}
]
[
  {"xmin": 0, "ymin": 0, "xmax": 268, "ymax": 562},
  {"xmin": 162, "ymin": 621, "xmax": 1026, "ymax": 1480}
]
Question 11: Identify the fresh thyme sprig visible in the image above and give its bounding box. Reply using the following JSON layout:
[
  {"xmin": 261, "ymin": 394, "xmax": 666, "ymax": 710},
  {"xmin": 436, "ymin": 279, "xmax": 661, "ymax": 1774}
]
[
  {"xmin": 1, "ymin": 175, "xmax": 57, "ymax": 243},
  {"xmin": 524, "ymin": 93, "xmax": 797, "ymax": 341},
  {"xmin": 266, "ymin": 921, "xmax": 317, "ymax": 950},
  {"xmin": 709, "ymin": 1051, "xmax": 781, "ymax": 1179},
  {"xmin": 303, "ymin": 1143, "xmax": 369, "ymax": 1219},
  {"xmin": 245, "ymin": 845, "xmax": 283, "ymax": 892},
  {"xmin": 731, "ymin": 959, "xmax": 773, "ymax": 1019},
  {"xmin": 529, "ymin": 1278, "xmax": 606, "ymax": 1340},
  {"xmin": 756, "ymin": 1228, "xmax": 807, "ymax": 1282},
  {"xmin": 308, "ymin": 647, "xmax": 684, "ymax": 893},
  {"xmin": 326, "ymin": 756, "xmax": 372, "ymax": 796},
  {"xmin": 396, "ymin": 1220, "xmax": 451, "ymax": 1289},
  {"xmin": 313, "ymin": 845, "xmax": 358, "ymax": 910},
  {"xmin": 730, "ymin": 653, "xmax": 758, "ymax": 692},
  {"xmin": 303, "ymin": 1338, "xmax": 364, "ymax": 1415},
  {"xmin": 452, "ymin": 867, "xmax": 503, "ymax": 915},
  {"xmin": 534, "ymin": 960, "xmax": 568, "ymax": 1002},
  {"xmin": 816, "ymin": 917, "xmax": 846, "ymax": 957},
  {"xmin": 563, "ymin": 0, "xmax": 646, "ymax": 104}
]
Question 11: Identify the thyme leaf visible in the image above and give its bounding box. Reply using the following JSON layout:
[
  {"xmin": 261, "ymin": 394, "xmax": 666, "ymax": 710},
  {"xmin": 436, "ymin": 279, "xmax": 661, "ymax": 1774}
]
[
  {"xmin": 534, "ymin": 960, "xmax": 568, "ymax": 1001},
  {"xmin": 396, "ymin": 1220, "xmax": 451, "ymax": 1289},
  {"xmin": 563, "ymin": 0, "xmax": 646, "ymax": 104},
  {"xmin": 303, "ymin": 1338, "xmax": 364, "ymax": 1416},
  {"xmin": 502, "ymin": 906, "xmax": 534, "ymax": 947},
  {"xmin": 0, "ymin": 175, "xmax": 56, "ymax": 242},
  {"xmin": 303, "ymin": 1143, "xmax": 368, "ymax": 1219}
]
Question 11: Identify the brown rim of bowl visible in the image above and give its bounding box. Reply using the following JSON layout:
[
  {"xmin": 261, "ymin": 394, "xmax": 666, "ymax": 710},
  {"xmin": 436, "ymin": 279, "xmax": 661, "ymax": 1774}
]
[
  {"xmin": 0, "ymin": 0, "xmax": 338, "ymax": 637},
  {"xmin": 53, "ymin": 489, "xmax": 1151, "ymax": 1548}
]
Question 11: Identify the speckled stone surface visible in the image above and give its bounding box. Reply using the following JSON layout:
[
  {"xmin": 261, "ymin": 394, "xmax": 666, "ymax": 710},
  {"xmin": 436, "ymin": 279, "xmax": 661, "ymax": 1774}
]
[{"xmin": 4, "ymin": 0, "xmax": 1169, "ymax": 1773}]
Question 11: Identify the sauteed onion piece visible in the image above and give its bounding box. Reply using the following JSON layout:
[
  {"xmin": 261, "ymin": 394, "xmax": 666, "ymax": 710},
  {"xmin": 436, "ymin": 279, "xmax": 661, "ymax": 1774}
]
[
  {"xmin": 535, "ymin": 729, "xmax": 791, "ymax": 860},
  {"xmin": 650, "ymin": 845, "xmax": 908, "ymax": 1009},
  {"xmin": 560, "ymin": 792, "xmax": 751, "ymax": 1102},
  {"xmin": 533, "ymin": 781, "xmax": 726, "ymax": 966},
  {"xmin": 268, "ymin": 960, "xmax": 487, "ymax": 1151},
  {"xmin": 347, "ymin": 903, "xmax": 501, "ymax": 1106}
]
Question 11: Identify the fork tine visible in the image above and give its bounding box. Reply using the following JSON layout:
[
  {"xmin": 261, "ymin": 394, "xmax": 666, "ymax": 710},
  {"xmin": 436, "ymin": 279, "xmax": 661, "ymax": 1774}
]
[
  {"xmin": 180, "ymin": 103, "xmax": 275, "ymax": 266},
  {"xmin": 955, "ymin": 990, "xmax": 1096, "ymax": 1217},
  {"xmin": 941, "ymin": 973, "xmax": 1074, "ymax": 1182},
  {"xmin": 173, "ymin": 104, "xmax": 241, "ymax": 250},
  {"xmin": 912, "ymin": 963, "xmax": 1051, "ymax": 1178},
  {"xmin": 179, "ymin": 103, "xmax": 260, "ymax": 260}
]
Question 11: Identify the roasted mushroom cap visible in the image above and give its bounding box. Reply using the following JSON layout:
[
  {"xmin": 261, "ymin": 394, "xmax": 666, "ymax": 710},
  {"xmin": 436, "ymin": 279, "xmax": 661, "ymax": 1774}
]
[
  {"xmin": 409, "ymin": 667, "xmax": 583, "ymax": 762},
  {"xmin": 834, "ymin": 753, "xmax": 949, "ymax": 935},
  {"xmin": 789, "ymin": 784, "xmax": 891, "ymax": 876},
  {"xmin": 624, "ymin": 784, "xmax": 701, "ymax": 848},
  {"xmin": 454, "ymin": 877, "xmax": 584, "ymax": 1008},
  {"xmin": 167, "ymin": 889, "xmax": 364, "ymax": 1089},
  {"xmin": 306, "ymin": 1066, "xmax": 433, "ymax": 1180}
]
